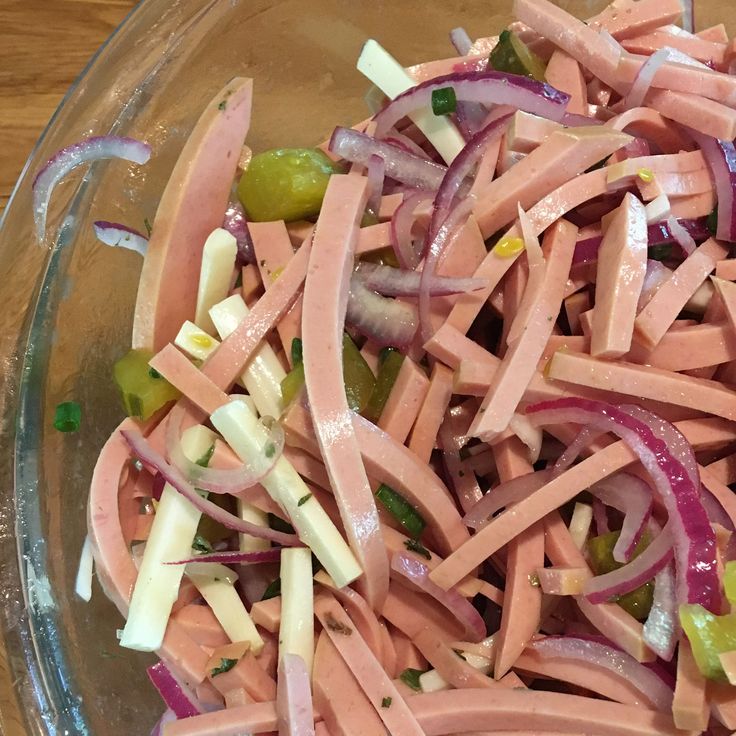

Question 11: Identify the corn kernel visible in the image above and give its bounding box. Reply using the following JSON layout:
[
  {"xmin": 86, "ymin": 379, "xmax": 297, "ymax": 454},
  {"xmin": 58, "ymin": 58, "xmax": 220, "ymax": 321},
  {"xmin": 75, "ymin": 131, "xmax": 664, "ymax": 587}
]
[
  {"xmin": 637, "ymin": 167, "xmax": 654, "ymax": 183},
  {"xmin": 190, "ymin": 333, "xmax": 213, "ymax": 348},
  {"xmin": 493, "ymin": 236, "xmax": 525, "ymax": 258}
]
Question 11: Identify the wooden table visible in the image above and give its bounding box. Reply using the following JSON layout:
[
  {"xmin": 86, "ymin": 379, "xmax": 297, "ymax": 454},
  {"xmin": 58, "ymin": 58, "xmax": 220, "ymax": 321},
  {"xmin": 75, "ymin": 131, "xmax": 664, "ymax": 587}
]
[
  {"xmin": 0, "ymin": 3, "xmax": 135, "ymax": 730},
  {"xmin": 0, "ymin": 0, "xmax": 135, "ymax": 213}
]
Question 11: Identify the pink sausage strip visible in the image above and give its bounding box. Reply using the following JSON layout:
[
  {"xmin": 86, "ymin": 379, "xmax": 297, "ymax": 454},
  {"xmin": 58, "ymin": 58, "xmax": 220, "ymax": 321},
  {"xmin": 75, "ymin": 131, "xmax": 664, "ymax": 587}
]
[
  {"xmin": 314, "ymin": 593, "xmax": 426, "ymax": 736},
  {"xmin": 491, "ymin": 438, "xmax": 543, "ymax": 679},
  {"xmin": 355, "ymin": 221, "xmax": 392, "ymax": 255},
  {"xmin": 407, "ymin": 688, "xmax": 688, "ymax": 736},
  {"xmin": 209, "ymin": 651, "xmax": 277, "ymax": 702},
  {"xmin": 587, "ymin": 0, "xmax": 683, "ymax": 40},
  {"xmin": 383, "ymin": 584, "xmax": 466, "ymax": 644},
  {"xmin": 407, "ymin": 363, "xmax": 454, "ymax": 464},
  {"xmin": 173, "ymin": 604, "xmax": 229, "ymax": 649},
  {"xmin": 712, "ymin": 276, "xmax": 736, "ymax": 336},
  {"xmin": 470, "ymin": 219, "xmax": 577, "ymax": 440},
  {"xmin": 162, "ymin": 702, "xmax": 281, "ymax": 736},
  {"xmin": 716, "ymin": 260, "xmax": 736, "ymax": 281},
  {"xmin": 547, "ymin": 350, "xmax": 736, "ymax": 421},
  {"xmin": 544, "ymin": 50, "xmax": 587, "ymax": 115},
  {"xmin": 606, "ymin": 107, "xmax": 692, "ymax": 154},
  {"xmin": 88, "ymin": 420, "xmax": 211, "ymax": 686},
  {"xmin": 634, "ymin": 238, "xmax": 729, "ymax": 349},
  {"xmin": 564, "ymin": 291, "xmax": 590, "ymax": 335},
  {"xmin": 536, "ymin": 566, "xmax": 591, "ymax": 595},
  {"xmin": 673, "ymin": 640, "xmax": 709, "ymax": 731},
  {"xmin": 378, "ymin": 357, "xmax": 430, "ymax": 444},
  {"xmin": 590, "ymin": 194, "xmax": 648, "ymax": 358},
  {"xmin": 301, "ymin": 174, "xmax": 388, "ymax": 611},
  {"xmin": 429, "ymin": 418, "xmax": 736, "ymax": 592},
  {"xmin": 645, "ymin": 89, "xmax": 736, "ymax": 141},
  {"xmin": 622, "ymin": 31, "xmax": 726, "ymax": 66},
  {"xmin": 704, "ymin": 454, "xmax": 736, "ymax": 487},
  {"xmin": 698, "ymin": 24, "xmax": 729, "ymax": 43},
  {"xmin": 133, "ymin": 78, "xmax": 252, "ymax": 351},
  {"xmin": 699, "ymin": 466, "xmax": 736, "ymax": 530},
  {"xmin": 242, "ymin": 263, "xmax": 263, "ymax": 306},
  {"xmin": 249, "ymin": 220, "xmax": 302, "ymax": 359},
  {"xmin": 637, "ymin": 323, "xmax": 736, "ymax": 372}
]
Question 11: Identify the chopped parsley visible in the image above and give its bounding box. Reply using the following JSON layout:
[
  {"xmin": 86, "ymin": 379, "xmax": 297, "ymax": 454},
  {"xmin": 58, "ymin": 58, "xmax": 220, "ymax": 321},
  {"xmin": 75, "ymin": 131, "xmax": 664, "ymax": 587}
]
[
  {"xmin": 324, "ymin": 612, "xmax": 353, "ymax": 635},
  {"xmin": 53, "ymin": 401, "xmax": 81, "ymax": 432},
  {"xmin": 297, "ymin": 493, "xmax": 313, "ymax": 507},
  {"xmin": 404, "ymin": 538, "xmax": 431, "ymax": 560},
  {"xmin": 399, "ymin": 668, "xmax": 426, "ymax": 692},
  {"xmin": 148, "ymin": 367, "xmax": 162, "ymax": 379},
  {"xmin": 264, "ymin": 442, "xmax": 276, "ymax": 459},
  {"xmin": 192, "ymin": 535, "xmax": 213, "ymax": 554},
  {"xmin": 195, "ymin": 444, "xmax": 215, "ymax": 468},
  {"xmin": 381, "ymin": 696, "xmax": 392, "ymax": 708},
  {"xmin": 210, "ymin": 657, "xmax": 238, "ymax": 676}
]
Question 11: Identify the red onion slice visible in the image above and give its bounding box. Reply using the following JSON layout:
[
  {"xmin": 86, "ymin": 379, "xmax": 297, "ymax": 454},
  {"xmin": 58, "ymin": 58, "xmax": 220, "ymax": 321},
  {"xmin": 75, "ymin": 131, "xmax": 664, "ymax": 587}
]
[
  {"xmin": 391, "ymin": 552, "xmax": 486, "ymax": 642},
  {"xmin": 93, "ymin": 221, "xmax": 148, "ymax": 256},
  {"xmin": 164, "ymin": 403, "xmax": 283, "ymax": 494},
  {"xmin": 223, "ymin": 200, "xmax": 255, "ymax": 265},
  {"xmin": 346, "ymin": 273, "xmax": 418, "ymax": 347},
  {"xmin": 623, "ymin": 48, "xmax": 674, "ymax": 110},
  {"xmin": 552, "ymin": 426, "xmax": 607, "ymax": 475},
  {"xmin": 390, "ymin": 191, "xmax": 434, "ymax": 269},
  {"xmin": 366, "ymin": 154, "xmax": 386, "ymax": 217},
  {"xmin": 277, "ymin": 653, "xmax": 315, "ymax": 736},
  {"xmin": 665, "ymin": 215, "xmax": 696, "ymax": 256},
  {"xmin": 120, "ymin": 428, "xmax": 300, "ymax": 546},
  {"xmin": 147, "ymin": 660, "xmax": 202, "ymax": 719},
  {"xmin": 356, "ymin": 262, "xmax": 486, "ymax": 297},
  {"xmin": 373, "ymin": 71, "xmax": 570, "ymax": 139},
  {"xmin": 329, "ymin": 127, "xmax": 447, "ymax": 191},
  {"xmin": 165, "ymin": 548, "xmax": 283, "ymax": 565},
  {"xmin": 449, "ymin": 27, "xmax": 473, "ymax": 56},
  {"xmin": 687, "ymin": 128, "xmax": 736, "ymax": 242},
  {"xmin": 583, "ymin": 522, "xmax": 674, "ymax": 604},
  {"xmin": 589, "ymin": 473, "xmax": 653, "ymax": 563},
  {"xmin": 528, "ymin": 636, "xmax": 674, "ymax": 711},
  {"xmin": 150, "ymin": 709, "xmax": 176, "ymax": 736},
  {"xmin": 33, "ymin": 135, "xmax": 151, "ymax": 242},
  {"xmin": 527, "ymin": 398, "xmax": 719, "ymax": 612},
  {"xmin": 643, "ymin": 561, "xmax": 678, "ymax": 661},
  {"xmin": 561, "ymin": 112, "xmax": 604, "ymax": 127}
]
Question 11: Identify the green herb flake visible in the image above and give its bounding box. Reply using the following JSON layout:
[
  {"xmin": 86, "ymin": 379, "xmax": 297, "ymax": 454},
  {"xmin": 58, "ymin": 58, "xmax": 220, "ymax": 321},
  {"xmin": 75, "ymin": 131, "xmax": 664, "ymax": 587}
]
[
  {"xmin": 404, "ymin": 538, "xmax": 431, "ymax": 560},
  {"xmin": 291, "ymin": 337, "xmax": 304, "ymax": 366},
  {"xmin": 268, "ymin": 514, "xmax": 295, "ymax": 534},
  {"xmin": 192, "ymin": 535, "xmax": 213, "ymax": 554},
  {"xmin": 218, "ymin": 100, "xmax": 227, "ymax": 111},
  {"xmin": 144, "ymin": 217, "xmax": 152, "ymax": 236},
  {"xmin": 707, "ymin": 206, "xmax": 719, "ymax": 237},
  {"xmin": 399, "ymin": 668, "xmax": 426, "ymax": 692},
  {"xmin": 53, "ymin": 401, "xmax": 81, "ymax": 432},
  {"xmin": 262, "ymin": 578, "xmax": 281, "ymax": 600},
  {"xmin": 431, "ymin": 87, "xmax": 457, "ymax": 116},
  {"xmin": 148, "ymin": 367, "xmax": 162, "ymax": 379},
  {"xmin": 529, "ymin": 573, "xmax": 541, "ymax": 588},
  {"xmin": 381, "ymin": 696, "xmax": 393, "ymax": 708},
  {"xmin": 196, "ymin": 444, "xmax": 215, "ymax": 468},
  {"xmin": 376, "ymin": 483, "xmax": 426, "ymax": 539},
  {"xmin": 325, "ymin": 612, "xmax": 353, "ymax": 635},
  {"xmin": 210, "ymin": 657, "xmax": 238, "ymax": 677},
  {"xmin": 297, "ymin": 493, "xmax": 313, "ymax": 507},
  {"xmin": 264, "ymin": 442, "xmax": 276, "ymax": 459},
  {"xmin": 453, "ymin": 649, "xmax": 468, "ymax": 661}
]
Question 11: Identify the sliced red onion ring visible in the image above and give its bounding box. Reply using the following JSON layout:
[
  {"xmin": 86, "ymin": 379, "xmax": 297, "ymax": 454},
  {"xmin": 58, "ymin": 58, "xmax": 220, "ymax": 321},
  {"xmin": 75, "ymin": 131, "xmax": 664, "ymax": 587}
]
[
  {"xmin": 329, "ymin": 127, "xmax": 446, "ymax": 191},
  {"xmin": 527, "ymin": 398, "xmax": 719, "ymax": 612},
  {"xmin": 390, "ymin": 190, "xmax": 434, "ymax": 269},
  {"xmin": 638, "ymin": 260, "xmax": 672, "ymax": 311},
  {"xmin": 552, "ymin": 426, "xmax": 607, "ymax": 475},
  {"xmin": 150, "ymin": 709, "xmax": 176, "ymax": 736},
  {"xmin": 643, "ymin": 561, "xmax": 678, "ymax": 661},
  {"xmin": 592, "ymin": 499, "xmax": 610, "ymax": 535},
  {"xmin": 223, "ymin": 200, "xmax": 255, "ymax": 265},
  {"xmin": 687, "ymin": 128, "xmax": 736, "ymax": 242},
  {"xmin": 147, "ymin": 661, "xmax": 202, "ymax": 719},
  {"xmin": 449, "ymin": 27, "xmax": 473, "ymax": 56},
  {"xmin": 528, "ymin": 636, "xmax": 674, "ymax": 711},
  {"xmin": 355, "ymin": 262, "xmax": 486, "ymax": 297},
  {"xmin": 373, "ymin": 71, "xmax": 570, "ymax": 139},
  {"xmin": 164, "ymin": 403, "xmax": 283, "ymax": 494},
  {"xmin": 277, "ymin": 653, "xmax": 315, "ymax": 736},
  {"xmin": 463, "ymin": 470, "xmax": 552, "ymax": 530},
  {"xmin": 623, "ymin": 48, "xmax": 674, "ymax": 110},
  {"xmin": 384, "ymin": 131, "xmax": 433, "ymax": 160},
  {"xmin": 93, "ymin": 221, "xmax": 148, "ymax": 256},
  {"xmin": 346, "ymin": 273, "xmax": 417, "ymax": 348},
  {"xmin": 120, "ymin": 428, "xmax": 300, "ymax": 546},
  {"xmin": 572, "ymin": 218, "xmax": 710, "ymax": 264},
  {"xmin": 620, "ymin": 137, "xmax": 651, "ymax": 160},
  {"xmin": 366, "ymin": 154, "xmax": 386, "ymax": 217},
  {"xmin": 561, "ymin": 112, "xmax": 604, "ymax": 127},
  {"xmin": 33, "ymin": 135, "xmax": 151, "ymax": 242},
  {"xmin": 665, "ymin": 215, "xmax": 696, "ymax": 256},
  {"xmin": 391, "ymin": 552, "xmax": 486, "ymax": 642},
  {"xmin": 165, "ymin": 548, "xmax": 283, "ymax": 565},
  {"xmin": 583, "ymin": 522, "xmax": 674, "ymax": 604},
  {"xmin": 589, "ymin": 473, "xmax": 653, "ymax": 563}
]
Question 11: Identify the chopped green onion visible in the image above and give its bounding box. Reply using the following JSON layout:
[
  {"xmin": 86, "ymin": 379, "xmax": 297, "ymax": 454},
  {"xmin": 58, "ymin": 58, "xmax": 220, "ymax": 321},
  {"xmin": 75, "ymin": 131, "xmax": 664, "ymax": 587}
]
[
  {"xmin": 280, "ymin": 362, "xmax": 306, "ymax": 406},
  {"xmin": 648, "ymin": 244, "xmax": 672, "ymax": 262},
  {"xmin": 53, "ymin": 401, "xmax": 81, "ymax": 433},
  {"xmin": 234, "ymin": 270, "xmax": 244, "ymax": 288},
  {"xmin": 269, "ymin": 513, "xmax": 296, "ymax": 535},
  {"xmin": 381, "ymin": 697, "xmax": 392, "ymax": 708},
  {"xmin": 291, "ymin": 337, "xmax": 303, "ymax": 366},
  {"xmin": 431, "ymin": 87, "xmax": 457, "ymax": 116},
  {"xmin": 364, "ymin": 349, "xmax": 404, "ymax": 423},
  {"xmin": 192, "ymin": 535, "xmax": 213, "ymax": 554},
  {"xmin": 210, "ymin": 657, "xmax": 238, "ymax": 676},
  {"xmin": 264, "ymin": 442, "xmax": 276, "ymax": 459},
  {"xmin": 261, "ymin": 578, "xmax": 282, "ymax": 600},
  {"xmin": 195, "ymin": 444, "xmax": 215, "ymax": 468},
  {"xmin": 404, "ymin": 538, "xmax": 431, "ymax": 560},
  {"xmin": 399, "ymin": 667, "xmax": 426, "ymax": 692},
  {"xmin": 297, "ymin": 493, "xmax": 313, "ymax": 507},
  {"xmin": 376, "ymin": 484, "xmax": 426, "ymax": 538},
  {"xmin": 707, "ymin": 206, "xmax": 719, "ymax": 237}
]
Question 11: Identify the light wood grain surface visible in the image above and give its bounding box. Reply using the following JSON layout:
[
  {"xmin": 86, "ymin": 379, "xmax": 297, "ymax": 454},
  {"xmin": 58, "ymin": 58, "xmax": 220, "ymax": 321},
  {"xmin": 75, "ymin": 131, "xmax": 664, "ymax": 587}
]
[{"xmin": 0, "ymin": 2, "xmax": 134, "ymax": 730}]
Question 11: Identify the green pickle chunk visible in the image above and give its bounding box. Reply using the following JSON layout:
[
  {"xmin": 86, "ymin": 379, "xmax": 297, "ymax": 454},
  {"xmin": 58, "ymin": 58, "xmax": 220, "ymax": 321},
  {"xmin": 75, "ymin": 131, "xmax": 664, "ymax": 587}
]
[
  {"xmin": 680, "ymin": 603, "xmax": 736, "ymax": 681},
  {"xmin": 280, "ymin": 335, "xmax": 376, "ymax": 414},
  {"xmin": 238, "ymin": 148, "xmax": 339, "ymax": 222},
  {"xmin": 489, "ymin": 29, "xmax": 547, "ymax": 81},
  {"xmin": 364, "ymin": 347, "xmax": 405, "ymax": 423},
  {"xmin": 113, "ymin": 349, "xmax": 181, "ymax": 420},
  {"xmin": 586, "ymin": 530, "xmax": 653, "ymax": 620}
]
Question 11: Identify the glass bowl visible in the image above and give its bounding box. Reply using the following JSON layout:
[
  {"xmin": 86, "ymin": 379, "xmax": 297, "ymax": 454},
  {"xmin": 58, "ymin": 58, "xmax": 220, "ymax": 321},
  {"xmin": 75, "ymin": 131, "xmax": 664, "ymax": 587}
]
[{"xmin": 0, "ymin": 0, "xmax": 731, "ymax": 733}]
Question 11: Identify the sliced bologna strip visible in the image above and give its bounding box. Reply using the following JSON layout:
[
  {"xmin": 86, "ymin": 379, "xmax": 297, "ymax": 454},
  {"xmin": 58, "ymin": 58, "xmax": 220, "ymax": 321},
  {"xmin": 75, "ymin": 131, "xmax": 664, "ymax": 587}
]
[
  {"xmin": 301, "ymin": 174, "xmax": 389, "ymax": 610},
  {"xmin": 133, "ymin": 78, "xmax": 253, "ymax": 351}
]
